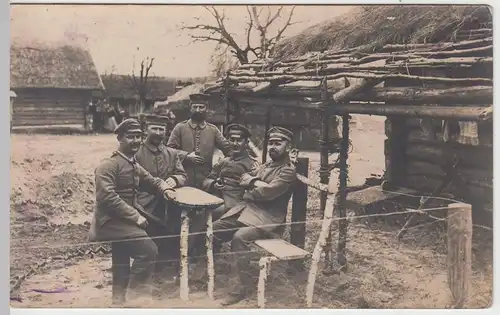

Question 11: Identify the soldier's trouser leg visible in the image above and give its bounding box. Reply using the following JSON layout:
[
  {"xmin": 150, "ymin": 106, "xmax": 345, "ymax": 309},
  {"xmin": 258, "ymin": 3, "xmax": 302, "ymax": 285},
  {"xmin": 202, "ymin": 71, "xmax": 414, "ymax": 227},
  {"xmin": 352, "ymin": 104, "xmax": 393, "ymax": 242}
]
[
  {"xmin": 111, "ymin": 244, "xmax": 131, "ymax": 305},
  {"xmin": 113, "ymin": 237, "xmax": 158, "ymax": 299},
  {"xmin": 165, "ymin": 205, "xmax": 182, "ymax": 263},
  {"xmin": 231, "ymin": 227, "xmax": 270, "ymax": 290}
]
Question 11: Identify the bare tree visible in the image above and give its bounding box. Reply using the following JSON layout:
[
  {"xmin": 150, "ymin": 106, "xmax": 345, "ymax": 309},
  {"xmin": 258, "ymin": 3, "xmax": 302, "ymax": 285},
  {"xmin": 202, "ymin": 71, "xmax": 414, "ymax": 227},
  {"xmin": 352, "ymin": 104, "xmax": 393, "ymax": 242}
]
[
  {"xmin": 181, "ymin": 5, "xmax": 297, "ymax": 66},
  {"xmin": 131, "ymin": 57, "xmax": 155, "ymax": 113},
  {"xmin": 210, "ymin": 44, "xmax": 240, "ymax": 78}
]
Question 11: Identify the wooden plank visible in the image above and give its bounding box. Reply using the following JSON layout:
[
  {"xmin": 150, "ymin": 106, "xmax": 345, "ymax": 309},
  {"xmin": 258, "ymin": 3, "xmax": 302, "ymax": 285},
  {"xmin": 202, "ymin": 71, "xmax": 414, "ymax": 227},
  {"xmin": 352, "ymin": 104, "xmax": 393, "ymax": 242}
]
[
  {"xmin": 254, "ymin": 239, "xmax": 310, "ymax": 261},
  {"xmin": 358, "ymin": 86, "xmax": 492, "ymax": 105},
  {"xmin": 447, "ymin": 203, "xmax": 472, "ymax": 308},
  {"xmin": 328, "ymin": 104, "xmax": 492, "ymax": 121}
]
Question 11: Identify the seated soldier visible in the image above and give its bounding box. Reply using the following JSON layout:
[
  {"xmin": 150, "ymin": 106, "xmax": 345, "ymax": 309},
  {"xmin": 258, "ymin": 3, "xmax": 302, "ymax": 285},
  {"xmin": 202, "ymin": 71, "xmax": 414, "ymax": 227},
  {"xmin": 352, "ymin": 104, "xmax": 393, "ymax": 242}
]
[
  {"xmin": 188, "ymin": 124, "xmax": 258, "ymax": 274},
  {"xmin": 211, "ymin": 126, "xmax": 297, "ymax": 306},
  {"xmin": 134, "ymin": 114, "xmax": 187, "ymax": 288}
]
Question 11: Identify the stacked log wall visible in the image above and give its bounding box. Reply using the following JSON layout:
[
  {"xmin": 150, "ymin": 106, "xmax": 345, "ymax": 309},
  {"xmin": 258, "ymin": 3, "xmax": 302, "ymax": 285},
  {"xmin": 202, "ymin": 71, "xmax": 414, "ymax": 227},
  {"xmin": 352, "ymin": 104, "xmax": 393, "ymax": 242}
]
[
  {"xmin": 384, "ymin": 65, "xmax": 493, "ymax": 214},
  {"xmin": 12, "ymin": 88, "xmax": 90, "ymax": 127}
]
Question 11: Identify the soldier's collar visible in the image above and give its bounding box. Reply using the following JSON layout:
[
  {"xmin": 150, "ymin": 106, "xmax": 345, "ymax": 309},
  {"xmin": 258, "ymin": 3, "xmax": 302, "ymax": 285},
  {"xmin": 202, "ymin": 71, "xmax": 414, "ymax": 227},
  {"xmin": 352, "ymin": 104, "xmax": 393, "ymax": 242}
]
[
  {"xmin": 267, "ymin": 155, "xmax": 291, "ymax": 167},
  {"xmin": 113, "ymin": 150, "xmax": 137, "ymax": 164},
  {"xmin": 230, "ymin": 150, "xmax": 249, "ymax": 161},
  {"xmin": 143, "ymin": 141, "xmax": 164, "ymax": 153},
  {"xmin": 188, "ymin": 119, "xmax": 207, "ymax": 129}
]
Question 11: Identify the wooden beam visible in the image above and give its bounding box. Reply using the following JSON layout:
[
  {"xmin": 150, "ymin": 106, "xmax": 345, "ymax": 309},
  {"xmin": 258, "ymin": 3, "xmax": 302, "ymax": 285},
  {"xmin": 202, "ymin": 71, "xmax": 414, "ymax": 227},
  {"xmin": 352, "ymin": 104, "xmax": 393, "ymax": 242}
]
[
  {"xmin": 327, "ymin": 104, "xmax": 493, "ymax": 121},
  {"xmin": 228, "ymin": 72, "xmax": 492, "ymax": 85},
  {"xmin": 232, "ymin": 57, "xmax": 492, "ymax": 78},
  {"xmin": 358, "ymin": 86, "xmax": 492, "ymax": 105},
  {"xmin": 336, "ymin": 114, "xmax": 349, "ymax": 268},
  {"xmin": 447, "ymin": 203, "xmax": 472, "ymax": 308},
  {"xmin": 218, "ymin": 85, "xmax": 493, "ymax": 106},
  {"xmin": 290, "ymin": 157, "xmax": 309, "ymax": 271},
  {"xmin": 262, "ymin": 107, "xmax": 272, "ymax": 164},
  {"xmin": 319, "ymin": 78, "xmax": 330, "ymax": 216}
]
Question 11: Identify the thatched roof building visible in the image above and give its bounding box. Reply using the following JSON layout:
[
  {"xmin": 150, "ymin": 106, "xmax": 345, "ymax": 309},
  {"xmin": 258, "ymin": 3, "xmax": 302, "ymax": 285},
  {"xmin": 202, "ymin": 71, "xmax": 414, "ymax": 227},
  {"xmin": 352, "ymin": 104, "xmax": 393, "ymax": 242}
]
[
  {"xmin": 10, "ymin": 42, "xmax": 103, "ymax": 129},
  {"xmin": 10, "ymin": 43, "xmax": 104, "ymax": 90},
  {"xmin": 273, "ymin": 5, "xmax": 492, "ymax": 59}
]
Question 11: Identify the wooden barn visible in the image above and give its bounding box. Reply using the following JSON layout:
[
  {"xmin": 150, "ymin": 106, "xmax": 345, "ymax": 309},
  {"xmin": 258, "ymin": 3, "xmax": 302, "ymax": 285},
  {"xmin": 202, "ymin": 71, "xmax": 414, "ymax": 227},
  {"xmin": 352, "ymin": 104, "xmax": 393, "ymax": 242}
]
[
  {"xmin": 99, "ymin": 74, "xmax": 177, "ymax": 116},
  {"xmin": 10, "ymin": 42, "xmax": 104, "ymax": 129}
]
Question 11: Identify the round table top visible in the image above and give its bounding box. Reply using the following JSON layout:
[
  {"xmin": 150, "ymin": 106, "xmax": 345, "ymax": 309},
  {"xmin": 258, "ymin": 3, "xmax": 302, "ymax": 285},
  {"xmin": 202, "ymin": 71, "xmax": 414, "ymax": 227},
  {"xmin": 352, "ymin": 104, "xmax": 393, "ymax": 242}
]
[{"xmin": 171, "ymin": 186, "xmax": 224, "ymax": 210}]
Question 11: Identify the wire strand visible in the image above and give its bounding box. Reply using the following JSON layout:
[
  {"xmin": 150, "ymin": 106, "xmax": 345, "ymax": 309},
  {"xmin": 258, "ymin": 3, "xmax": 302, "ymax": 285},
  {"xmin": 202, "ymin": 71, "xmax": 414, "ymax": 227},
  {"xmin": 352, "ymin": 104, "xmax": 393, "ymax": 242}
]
[{"xmin": 11, "ymin": 204, "xmax": 490, "ymax": 251}]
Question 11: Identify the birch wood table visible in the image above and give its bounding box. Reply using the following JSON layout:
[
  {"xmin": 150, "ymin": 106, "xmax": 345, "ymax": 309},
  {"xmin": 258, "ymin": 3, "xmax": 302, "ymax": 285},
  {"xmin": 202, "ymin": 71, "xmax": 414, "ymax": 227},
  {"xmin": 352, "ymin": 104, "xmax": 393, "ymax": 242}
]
[{"xmin": 171, "ymin": 186, "xmax": 224, "ymax": 301}]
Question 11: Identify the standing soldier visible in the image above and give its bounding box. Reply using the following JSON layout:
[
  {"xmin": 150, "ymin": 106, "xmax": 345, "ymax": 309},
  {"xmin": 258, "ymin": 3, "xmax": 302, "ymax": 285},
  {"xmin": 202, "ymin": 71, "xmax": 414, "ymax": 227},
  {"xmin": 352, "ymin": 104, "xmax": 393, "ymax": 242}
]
[
  {"xmin": 166, "ymin": 93, "xmax": 231, "ymax": 188},
  {"xmin": 135, "ymin": 114, "xmax": 187, "ymax": 287},
  {"xmin": 89, "ymin": 118, "xmax": 177, "ymax": 306}
]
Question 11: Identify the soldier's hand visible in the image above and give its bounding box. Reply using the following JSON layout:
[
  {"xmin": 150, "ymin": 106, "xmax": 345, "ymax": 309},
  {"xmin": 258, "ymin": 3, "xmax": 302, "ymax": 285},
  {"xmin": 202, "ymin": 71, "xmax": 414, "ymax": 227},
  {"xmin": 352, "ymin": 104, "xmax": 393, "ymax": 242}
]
[
  {"xmin": 136, "ymin": 215, "xmax": 148, "ymax": 228},
  {"xmin": 187, "ymin": 152, "xmax": 204, "ymax": 165},
  {"xmin": 164, "ymin": 177, "xmax": 177, "ymax": 189},
  {"xmin": 253, "ymin": 180, "xmax": 270, "ymax": 188},
  {"xmin": 214, "ymin": 179, "xmax": 224, "ymax": 190},
  {"xmin": 164, "ymin": 189, "xmax": 177, "ymax": 201}
]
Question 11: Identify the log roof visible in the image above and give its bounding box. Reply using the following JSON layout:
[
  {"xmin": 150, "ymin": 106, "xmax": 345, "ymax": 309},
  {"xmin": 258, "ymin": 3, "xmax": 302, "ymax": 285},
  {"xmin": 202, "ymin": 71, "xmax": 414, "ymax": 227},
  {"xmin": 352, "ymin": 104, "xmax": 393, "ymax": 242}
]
[{"xmin": 202, "ymin": 6, "xmax": 493, "ymax": 121}]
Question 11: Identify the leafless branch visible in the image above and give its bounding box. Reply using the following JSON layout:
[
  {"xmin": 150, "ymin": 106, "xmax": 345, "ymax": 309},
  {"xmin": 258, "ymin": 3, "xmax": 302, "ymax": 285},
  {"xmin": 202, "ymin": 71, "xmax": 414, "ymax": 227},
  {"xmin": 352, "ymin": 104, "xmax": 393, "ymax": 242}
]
[{"xmin": 181, "ymin": 5, "xmax": 299, "ymax": 65}]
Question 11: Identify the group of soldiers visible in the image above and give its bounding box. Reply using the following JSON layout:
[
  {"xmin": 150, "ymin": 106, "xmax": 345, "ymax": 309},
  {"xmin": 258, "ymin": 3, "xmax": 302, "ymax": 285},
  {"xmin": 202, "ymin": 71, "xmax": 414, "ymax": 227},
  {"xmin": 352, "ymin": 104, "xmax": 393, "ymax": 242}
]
[{"xmin": 89, "ymin": 93, "xmax": 298, "ymax": 306}]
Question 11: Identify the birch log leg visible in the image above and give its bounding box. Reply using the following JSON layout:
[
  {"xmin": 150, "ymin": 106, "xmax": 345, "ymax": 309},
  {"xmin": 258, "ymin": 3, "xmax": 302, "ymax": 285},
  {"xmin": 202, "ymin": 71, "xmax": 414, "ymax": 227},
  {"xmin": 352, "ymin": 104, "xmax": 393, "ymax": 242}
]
[
  {"xmin": 258, "ymin": 256, "xmax": 278, "ymax": 309},
  {"xmin": 305, "ymin": 198, "xmax": 336, "ymax": 307},
  {"xmin": 206, "ymin": 209, "xmax": 215, "ymax": 301},
  {"xmin": 179, "ymin": 208, "xmax": 190, "ymax": 301}
]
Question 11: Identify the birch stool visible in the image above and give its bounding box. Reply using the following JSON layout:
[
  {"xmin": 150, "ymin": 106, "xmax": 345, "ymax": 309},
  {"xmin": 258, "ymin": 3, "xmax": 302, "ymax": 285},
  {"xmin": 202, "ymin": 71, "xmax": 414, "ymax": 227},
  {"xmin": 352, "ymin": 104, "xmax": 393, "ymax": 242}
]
[
  {"xmin": 171, "ymin": 186, "xmax": 224, "ymax": 302},
  {"xmin": 254, "ymin": 239, "xmax": 310, "ymax": 308},
  {"xmin": 253, "ymin": 195, "xmax": 342, "ymax": 308}
]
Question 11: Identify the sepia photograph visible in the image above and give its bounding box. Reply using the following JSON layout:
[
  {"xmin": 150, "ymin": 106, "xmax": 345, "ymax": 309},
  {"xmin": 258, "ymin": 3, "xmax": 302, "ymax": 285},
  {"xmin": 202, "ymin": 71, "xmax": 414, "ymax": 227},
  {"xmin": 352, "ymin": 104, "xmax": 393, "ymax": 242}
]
[{"xmin": 9, "ymin": 2, "xmax": 493, "ymax": 309}]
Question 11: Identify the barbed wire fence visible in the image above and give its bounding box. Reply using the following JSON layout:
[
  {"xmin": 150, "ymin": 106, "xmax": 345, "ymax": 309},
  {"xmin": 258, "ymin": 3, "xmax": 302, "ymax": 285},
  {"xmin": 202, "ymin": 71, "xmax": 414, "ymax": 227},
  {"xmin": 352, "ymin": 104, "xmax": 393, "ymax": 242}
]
[{"xmin": 10, "ymin": 192, "xmax": 492, "ymax": 306}]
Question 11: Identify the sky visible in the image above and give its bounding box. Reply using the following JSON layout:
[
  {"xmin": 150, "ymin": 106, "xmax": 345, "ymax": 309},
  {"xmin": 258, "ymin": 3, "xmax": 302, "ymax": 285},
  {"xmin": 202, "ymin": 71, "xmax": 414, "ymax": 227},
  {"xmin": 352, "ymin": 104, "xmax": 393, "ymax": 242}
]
[{"xmin": 10, "ymin": 4, "xmax": 354, "ymax": 78}]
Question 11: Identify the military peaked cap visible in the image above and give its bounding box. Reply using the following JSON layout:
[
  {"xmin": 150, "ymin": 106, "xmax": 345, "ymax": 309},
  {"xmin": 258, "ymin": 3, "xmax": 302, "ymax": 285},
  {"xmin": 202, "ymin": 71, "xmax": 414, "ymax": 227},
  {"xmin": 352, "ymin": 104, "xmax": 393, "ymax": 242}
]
[
  {"xmin": 268, "ymin": 126, "xmax": 293, "ymax": 142},
  {"xmin": 189, "ymin": 93, "xmax": 210, "ymax": 105},
  {"xmin": 140, "ymin": 113, "xmax": 172, "ymax": 127},
  {"xmin": 114, "ymin": 118, "xmax": 142, "ymax": 135},
  {"xmin": 226, "ymin": 123, "xmax": 252, "ymax": 139}
]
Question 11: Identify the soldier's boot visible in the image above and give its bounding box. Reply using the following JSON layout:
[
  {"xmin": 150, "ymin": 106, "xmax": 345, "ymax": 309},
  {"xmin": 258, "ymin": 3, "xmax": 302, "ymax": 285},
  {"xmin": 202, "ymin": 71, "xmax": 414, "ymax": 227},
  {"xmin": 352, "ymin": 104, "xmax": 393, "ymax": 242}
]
[
  {"xmin": 127, "ymin": 252, "xmax": 157, "ymax": 304},
  {"xmin": 111, "ymin": 255, "xmax": 130, "ymax": 306},
  {"xmin": 220, "ymin": 283, "xmax": 253, "ymax": 306}
]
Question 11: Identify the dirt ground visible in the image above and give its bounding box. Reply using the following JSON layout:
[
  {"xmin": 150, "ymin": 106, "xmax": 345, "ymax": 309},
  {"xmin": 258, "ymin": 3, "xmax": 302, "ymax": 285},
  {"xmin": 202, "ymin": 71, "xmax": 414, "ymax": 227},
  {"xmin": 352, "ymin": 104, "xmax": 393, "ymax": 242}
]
[{"xmin": 10, "ymin": 115, "xmax": 493, "ymax": 309}]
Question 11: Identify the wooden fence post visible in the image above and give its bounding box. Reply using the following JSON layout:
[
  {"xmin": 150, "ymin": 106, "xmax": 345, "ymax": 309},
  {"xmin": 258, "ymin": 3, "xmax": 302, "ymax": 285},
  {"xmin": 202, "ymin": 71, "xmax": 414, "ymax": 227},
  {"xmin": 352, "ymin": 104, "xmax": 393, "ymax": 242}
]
[
  {"xmin": 447, "ymin": 202, "xmax": 472, "ymax": 308},
  {"xmin": 290, "ymin": 157, "xmax": 309, "ymax": 270}
]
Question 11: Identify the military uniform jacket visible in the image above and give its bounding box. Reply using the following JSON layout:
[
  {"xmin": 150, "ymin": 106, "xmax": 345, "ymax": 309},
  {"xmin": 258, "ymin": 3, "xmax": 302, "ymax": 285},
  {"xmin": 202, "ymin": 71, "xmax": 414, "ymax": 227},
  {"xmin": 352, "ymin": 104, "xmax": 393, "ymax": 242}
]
[
  {"xmin": 89, "ymin": 151, "xmax": 169, "ymax": 242},
  {"xmin": 135, "ymin": 142, "xmax": 187, "ymax": 217},
  {"xmin": 220, "ymin": 156, "xmax": 297, "ymax": 233},
  {"xmin": 167, "ymin": 119, "xmax": 231, "ymax": 188},
  {"xmin": 202, "ymin": 152, "xmax": 258, "ymax": 210}
]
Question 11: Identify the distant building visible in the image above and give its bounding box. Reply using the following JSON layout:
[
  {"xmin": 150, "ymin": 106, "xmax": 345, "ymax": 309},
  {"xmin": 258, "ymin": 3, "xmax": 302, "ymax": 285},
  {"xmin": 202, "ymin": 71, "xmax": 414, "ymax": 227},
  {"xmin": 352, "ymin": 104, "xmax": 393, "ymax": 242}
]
[
  {"xmin": 10, "ymin": 42, "xmax": 104, "ymax": 129},
  {"xmin": 99, "ymin": 74, "xmax": 177, "ymax": 116}
]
